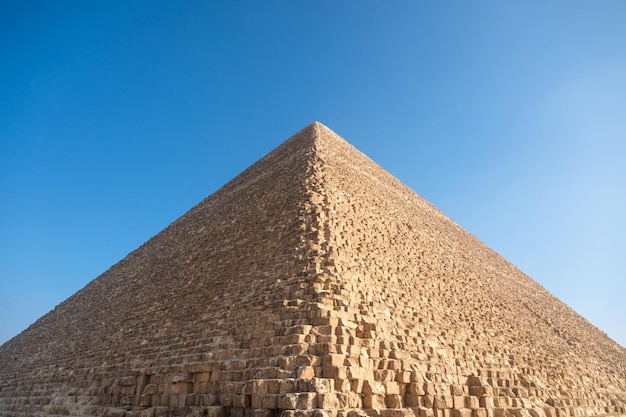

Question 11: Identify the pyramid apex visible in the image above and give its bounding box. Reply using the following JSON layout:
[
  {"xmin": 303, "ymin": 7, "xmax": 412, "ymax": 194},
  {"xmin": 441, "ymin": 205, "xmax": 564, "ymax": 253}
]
[
  {"xmin": 309, "ymin": 120, "xmax": 328, "ymax": 130},
  {"xmin": 297, "ymin": 120, "xmax": 335, "ymax": 137},
  {"xmin": 309, "ymin": 120, "xmax": 337, "ymax": 136},
  {"xmin": 286, "ymin": 121, "xmax": 345, "ymax": 150}
]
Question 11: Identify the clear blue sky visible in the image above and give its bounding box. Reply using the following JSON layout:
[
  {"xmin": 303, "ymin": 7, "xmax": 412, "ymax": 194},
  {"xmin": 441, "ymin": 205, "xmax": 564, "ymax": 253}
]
[{"xmin": 1, "ymin": 1, "xmax": 624, "ymax": 347}]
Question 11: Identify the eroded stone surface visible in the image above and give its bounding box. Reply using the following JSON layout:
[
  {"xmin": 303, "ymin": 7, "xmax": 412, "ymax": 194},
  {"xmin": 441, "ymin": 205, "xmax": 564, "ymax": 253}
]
[{"xmin": 0, "ymin": 122, "xmax": 624, "ymax": 417}]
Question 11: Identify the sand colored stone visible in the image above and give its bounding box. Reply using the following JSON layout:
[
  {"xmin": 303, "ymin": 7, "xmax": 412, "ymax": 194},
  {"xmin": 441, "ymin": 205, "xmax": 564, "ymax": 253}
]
[{"xmin": 0, "ymin": 122, "xmax": 624, "ymax": 417}]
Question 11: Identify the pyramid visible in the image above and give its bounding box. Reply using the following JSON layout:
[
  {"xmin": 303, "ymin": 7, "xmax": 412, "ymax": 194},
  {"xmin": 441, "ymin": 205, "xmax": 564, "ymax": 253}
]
[{"xmin": 1, "ymin": 122, "xmax": 624, "ymax": 417}]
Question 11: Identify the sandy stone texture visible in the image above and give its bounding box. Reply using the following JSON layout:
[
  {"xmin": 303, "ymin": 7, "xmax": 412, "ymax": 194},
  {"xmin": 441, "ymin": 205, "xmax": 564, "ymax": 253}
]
[{"xmin": 0, "ymin": 122, "xmax": 624, "ymax": 417}]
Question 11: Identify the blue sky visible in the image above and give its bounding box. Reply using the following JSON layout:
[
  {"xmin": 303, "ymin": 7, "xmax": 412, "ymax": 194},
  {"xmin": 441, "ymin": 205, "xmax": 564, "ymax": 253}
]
[{"xmin": 1, "ymin": 1, "xmax": 624, "ymax": 347}]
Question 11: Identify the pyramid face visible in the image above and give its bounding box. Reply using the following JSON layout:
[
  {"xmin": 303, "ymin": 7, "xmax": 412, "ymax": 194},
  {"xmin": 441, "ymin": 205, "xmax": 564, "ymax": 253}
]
[{"xmin": 1, "ymin": 122, "xmax": 624, "ymax": 417}]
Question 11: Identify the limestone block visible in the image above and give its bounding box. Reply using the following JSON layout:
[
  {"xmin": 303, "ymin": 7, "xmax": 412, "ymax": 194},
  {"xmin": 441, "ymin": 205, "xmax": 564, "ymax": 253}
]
[
  {"xmin": 278, "ymin": 393, "xmax": 299, "ymax": 410},
  {"xmin": 527, "ymin": 409, "xmax": 546, "ymax": 417},
  {"xmin": 451, "ymin": 385, "xmax": 464, "ymax": 396},
  {"xmin": 248, "ymin": 380, "xmax": 270, "ymax": 395},
  {"xmin": 261, "ymin": 394, "xmax": 277, "ymax": 409},
  {"xmin": 79, "ymin": 405, "xmax": 100, "ymax": 416},
  {"xmin": 386, "ymin": 382, "xmax": 401, "ymax": 395},
  {"xmin": 375, "ymin": 370, "xmax": 397, "ymax": 382},
  {"xmin": 493, "ymin": 398, "xmax": 506, "ymax": 408},
  {"xmin": 298, "ymin": 366, "xmax": 316, "ymax": 379},
  {"xmin": 98, "ymin": 408, "xmax": 127, "ymax": 417},
  {"xmin": 467, "ymin": 377, "xmax": 487, "ymax": 387},
  {"xmin": 228, "ymin": 394, "xmax": 247, "ymax": 408},
  {"xmin": 282, "ymin": 336, "xmax": 306, "ymax": 348},
  {"xmin": 205, "ymin": 406, "xmax": 227, "ymax": 417},
  {"xmin": 335, "ymin": 378, "xmax": 351, "ymax": 392},
  {"xmin": 351, "ymin": 378, "xmax": 364, "ymax": 393},
  {"xmin": 542, "ymin": 409, "xmax": 556, "ymax": 417},
  {"xmin": 479, "ymin": 397, "xmax": 494, "ymax": 409},
  {"xmin": 363, "ymin": 394, "xmax": 386, "ymax": 409},
  {"xmin": 252, "ymin": 409, "xmax": 275, "ymax": 417},
  {"xmin": 494, "ymin": 409, "xmax": 513, "ymax": 417},
  {"xmin": 323, "ymin": 354, "xmax": 346, "ymax": 366},
  {"xmin": 322, "ymin": 366, "xmax": 347, "ymax": 379},
  {"xmin": 381, "ymin": 410, "xmax": 416, "ymax": 417},
  {"xmin": 407, "ymin": 383, "xmax": 426, "ymax": 396},
  {"xmin": 251, "ymin": 394, "xmax": 264, "ymax": 408},
  {"xmin": 119, "ymin": 376, "xmax": 136, "ymax": 386},
  {"xmin": 423, "ymin": 395, "xmax": 435, "ymax": 408},
  {"xmin": 451, "ymin": 410, "xmax": 473, "ymax": 417},
  {"xmin": 218, "ymin": 393, "xmax": 232, "ymax": 407},
  {"xmin": 347, "ymin": 366, "xmax": 366, "ymax": 380},
  {"xmin": 469, "ymin": 386, "xmax": 493, "ymax": 397},
  {"xmin": 424, "ymin": 383, "xmax": 436, "ymax": 395},
  {"xmin": 433, "ymin": 395, "xmax": 453, "ymax": 409},
  {"xmin": 280, "ymin": 378, "xmax": 297, "ymax": 393},
  {"xmin": 397, "ymin": 371, "xmax": 412, "ymax": 384},
  {"xmin": 363, "ymin": 380, "xmax": 386, "ymax": 396},
  {"xmin": 139, "ymin": 393, "xmax": 152, "ymax": 407},
  {"xmin": 195, "ymin": 372, "xmax": 211, "ymax": 383},
  {"xmin": 413, "ymin": 407, "xmax": 435, "ymax": 417},
  {"xmin": 318, "ymin": 393, "xmax": 340, "ymax": 409},
  {"xmin": 219, "ymin": 381, "xmax": 243, "ymax": 395},
  {"xmin": 202, "ymin": 394, "xmax": 219, "ymax": 406},
  {"xmin": 453, "ymin": 396, "xmax": 465, "ymax": 409},
  {"xmin": 509, "ymin": 409, "xmax": 533, "ymax": 417},
  {"xmin": 465, "ymin": 397, "xmax": 480, "ymax": 409},
  {"xmin": 298, "ymin": 377, "xmax": 334, "ymax": 393},
  {"xmin": 385, "ymin": 393, "xmax": 403, "ymax": 408},
  {"xmin": 298, "ymin": 393, "xmax": 318, "ymax": 409},
  {"xmin": 347, "ymin": 391, "xmax": 361, "ymax": 408}
]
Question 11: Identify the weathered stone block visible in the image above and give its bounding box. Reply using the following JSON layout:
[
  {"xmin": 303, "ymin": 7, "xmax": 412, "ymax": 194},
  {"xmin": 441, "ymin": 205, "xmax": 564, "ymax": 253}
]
[
  {"xmin": 466, "ymin": 397, "xmax": 480, "ymax": 409},
  {"xmin": 407, "ymin": 382, "xmax": 426, "ymax": 396},
  {"xmin": 479, "ymin": 397, "xmax": 494, "ymax": 409},
  {"xmin": 231, "ymin": 394, "xmax": 250, "ymax": 408},
  {"xmin": 298, "ymin": 366, "xmax": 316, "ymax": 379},
  {"xmin": 381, "ymin": 410, "xmax": 416, "ymax": 417},
  {"xmin": 453, "ymin": 396, "xmax": 465, "ymax": 409},
  {"xmin": 413, "ymin": 407, "xmax": 435, "ymax": 417},
  {"xmin": 318, "ymin": 393, "xmax": 340, "ymax": 409},
  {"xmin": 278, "ymin": 393, "xmax": 299, "ymax": 410},
  {"xmin": 405, "ymin": 393, "xmax": 422, "ymax": 407},
  {"xmin": 261, "ymin": 394, "xmax": 277, "ymax": 409},
  {"xmin": 347, "ymin": 366, "xmax": 366, "ymax": 380},
  {"xmin": 469, "ymin": 386, "xmax": 493, "ymax": 397},
  {"xmin": 385, "ymin": 394, "xmax": 403, "ymax": 409},
  {"xmin": 364, "ymin": 394, "xmax": 386, "ymax": 409},
  {"xmin": 363, "ymin": 380, "xmax": 386, "ymax": 396},
  {"xmin": 322, "ymin": 366, "xmax": 347, "ymax": 379},
  {"xmin": 323, "ymin": 354, "xmax": 346, "ymax": 366},
  {"xmin": 433, "ymin": 395, "xmax": 453, "ymax": 409},
  {"xmin": 451, "ymin": 410, "xmax": 473, "ymax": 417}
]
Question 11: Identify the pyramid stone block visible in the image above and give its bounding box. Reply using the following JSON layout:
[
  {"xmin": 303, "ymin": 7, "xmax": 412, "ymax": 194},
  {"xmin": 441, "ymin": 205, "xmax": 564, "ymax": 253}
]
[{"xmin": 1, "ymin": 122, "xmax": 625, "ymax": 417}]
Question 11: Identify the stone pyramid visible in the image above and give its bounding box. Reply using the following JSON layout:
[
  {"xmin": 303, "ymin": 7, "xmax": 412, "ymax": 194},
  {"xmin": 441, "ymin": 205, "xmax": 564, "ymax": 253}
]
[{"xmin": 1, "ymin": 122, "xmax": 624, "ymax": 417}]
